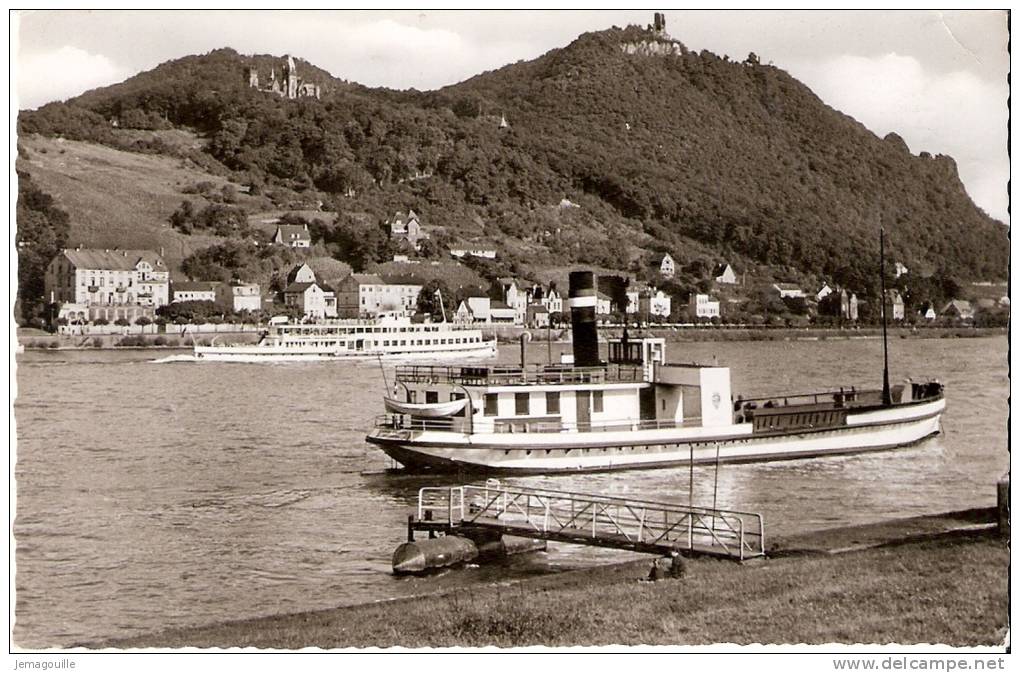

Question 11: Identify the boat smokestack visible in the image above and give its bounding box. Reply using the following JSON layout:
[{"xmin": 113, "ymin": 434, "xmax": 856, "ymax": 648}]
[{"xmin": 568, "ymin": 271, "xmax": 601, "ymax": 368}]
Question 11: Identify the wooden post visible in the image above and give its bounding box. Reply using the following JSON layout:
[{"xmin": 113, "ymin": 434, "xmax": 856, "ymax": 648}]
[
  {"xmin": 407, "ymin": 514, "xmax": 414, "ymax": 542},
  {"xmin": 998, "ymin": 472, "xmax": 1010, "ymax": 537}
]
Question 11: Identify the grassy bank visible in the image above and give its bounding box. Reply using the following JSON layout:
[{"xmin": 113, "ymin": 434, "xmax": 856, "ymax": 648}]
[{"xmin": 105, "ymin": 511, "xmax": 1007, "ymax": 649}]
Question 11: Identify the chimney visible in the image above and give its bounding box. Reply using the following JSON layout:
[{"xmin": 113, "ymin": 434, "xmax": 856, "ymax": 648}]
[{"xmin": 568, "ymin": 271, "xmax": 601, "ymax": 368}]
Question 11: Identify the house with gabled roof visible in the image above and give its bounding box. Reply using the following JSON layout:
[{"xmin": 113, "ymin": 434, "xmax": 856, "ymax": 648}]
[
  {"xmin": 714, "ymin": 263, "xmax": 738, "ymax": 285},
  {"xmin": 388, "ymin": 209, "xmax": 429, "ymax": 249},
  {"xmin": 273, "ymin": 223, "xmax": 311, "ymax": 248},
  {"xmin": 940, "ymin": 299, "xmax": 974, "ymax": 322},
  {"xmin": 283, "ymin": 281, "xmax": 336, "ymax": 319},
  {"xmin": 652, "ymin": 253, "xmax": 675, "ymax": 279}
]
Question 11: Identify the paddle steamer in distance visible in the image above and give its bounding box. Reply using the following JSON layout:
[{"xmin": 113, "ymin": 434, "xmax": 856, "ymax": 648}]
[
  {"xmin": 193, "ymin": 312, "xmax": 497, "ymax": 362},
  {"xmin": 367, "ymin": 267, "xmax": 944, "ymax": 473}
]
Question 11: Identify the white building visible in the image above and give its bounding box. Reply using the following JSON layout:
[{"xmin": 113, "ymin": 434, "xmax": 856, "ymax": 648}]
[
  {"xmin": 497, "ymin": 278, "xmax": 528, "ymax": 325},
  {"xmin": 489, "ymin": 301, "xmax": 517, "ymax": 324},
  {"xmin": 273, "ymin": 223, "xmax": 311, "ymax": 248},
  {"xmin": 640, "ymin": 289, "xmax": 672, "ymax": 318},
  {"xmin": 543, "ymin": 288, "xmax": 563, "ymax": 315},
  {"xmin": 714, "ymin": 263, "xmax": 738, "ymax": 285},
  {"xmin": 771, "ymin": 283, "xmax": 805, "ymax": 299},
  {"xmin": 655, "ymin": 253, "xmax": 676, "ymax": 279},
  {"xmin": 284, "ymin": 281, "xmax": 337, "ymax": 319},
  {"xmin": 816, "ymin": 284, "xmax": 834, "ymax": 302},
  {"xmin": 467, "ymin": 296, "xmax": 492, "ymax": 323},
  {"xmin": 45, "ymin": 248, "xmax": 170, "ymax": 323},
  {"xmin": 449, "ymin": 241, "xmax": 498, "ymax": 259},
  {"xmin": 688, "ymin": 294, "xmax": 720, "ymax": 319},
  {"xmin": 336, "ymin": 274, "xmax": 422, "ymax": 318},
  {"xmin": 172, "ymin": 281, "xmax": 220, "ymax": 303}
]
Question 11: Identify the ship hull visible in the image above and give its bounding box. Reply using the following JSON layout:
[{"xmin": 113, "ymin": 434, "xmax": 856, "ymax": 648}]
[{"xmin": 368, "ymin": 397, "xmax": 944, "ymax": 474}]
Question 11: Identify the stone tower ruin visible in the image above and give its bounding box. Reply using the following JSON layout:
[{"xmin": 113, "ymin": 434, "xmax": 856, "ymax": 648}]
[{"xmin": 653, "ymin": 12, "xmax": 666, "ymax": 35}]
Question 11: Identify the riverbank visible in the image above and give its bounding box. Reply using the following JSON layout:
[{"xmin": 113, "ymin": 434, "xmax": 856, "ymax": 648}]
[
  {"xmin": 17, "ymin": 325, "xmax": 1006, "ymax": 350},
  {"xmin": 100, "ymin": 508, "xmax": 1007, "ymax": 649},
  {"xmin": 489, "ymin": 325, "xmax": 1006, "ymax": 343}
]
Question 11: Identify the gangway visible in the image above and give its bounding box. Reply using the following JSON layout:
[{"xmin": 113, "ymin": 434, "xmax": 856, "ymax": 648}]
[{"xmin": 410, "ymin": 482, "xmax": 765, "ymax": 561}]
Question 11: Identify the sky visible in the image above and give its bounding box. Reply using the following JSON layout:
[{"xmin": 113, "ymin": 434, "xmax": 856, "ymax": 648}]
[{"xmin": 12, "ymin": 9, "xmax": 1011, "ymax": 223}]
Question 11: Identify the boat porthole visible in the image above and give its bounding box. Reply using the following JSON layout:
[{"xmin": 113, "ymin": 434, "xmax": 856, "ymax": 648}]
[
  {"xmin": 545, "ymin": 449, "xmax": 551, "ymax": 454},
  {"xmin": 526, "ymin": 450, "xmax": 532, "ymax": 455},
  {"xmin": 504, "ymin": 450, "xmax": 510, "ymax": 455}
]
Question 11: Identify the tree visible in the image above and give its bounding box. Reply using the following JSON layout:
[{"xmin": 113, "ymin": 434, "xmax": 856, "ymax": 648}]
[
  {"xmin": 135, "ymin": 316, "xmax": 152, "ymax": 326},
  {"xmin": 416, "ymin": 279, "xmax": 453, "ymax": 320},
  {"xmin": 16, "ymin": 174, "xmax": 70, "ymax": 326},
  {"xmin": 114, "ymin": 318, "xmax": 131, "ymax": 326}
]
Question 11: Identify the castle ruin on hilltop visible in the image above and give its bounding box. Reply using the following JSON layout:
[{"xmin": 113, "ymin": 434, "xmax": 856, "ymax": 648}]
[
  {"xmin": 620, "ymin": 12, "xmax": 683, "ymax": 56},
  {"xmin": 247, "ymin": 55, "xmax": 321, "ymax": 100}
]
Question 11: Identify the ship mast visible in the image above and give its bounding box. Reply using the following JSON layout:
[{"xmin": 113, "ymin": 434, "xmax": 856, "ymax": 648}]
[{"xmin": 880, "ymin": 228, "xmax": 891, "ymax": 407}]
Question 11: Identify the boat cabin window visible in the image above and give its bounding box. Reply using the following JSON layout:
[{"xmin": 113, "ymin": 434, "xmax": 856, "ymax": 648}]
[
  {"xmin": 425, "ymin": 391, "xmax": 439, "ymax": 404},
  {"xmin": 546, "ymin": 391, "xmax": 560, "ymax": 414},
  {"xmin": 515, "ymin": 393, "xmax": 530, "ymax": 416},
  {"xmin": 484, "ymin": 394, "xmax": 498, "ymax": 416},
  {"xmin": 593, "ymin": 391, "xmax": 604, "ymax": 413}
]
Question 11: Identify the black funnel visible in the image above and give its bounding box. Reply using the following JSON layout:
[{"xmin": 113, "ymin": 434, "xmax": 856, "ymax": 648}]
[{"xmin": 568, "ymin": 271, "xmax": 601, "ymax": 368}]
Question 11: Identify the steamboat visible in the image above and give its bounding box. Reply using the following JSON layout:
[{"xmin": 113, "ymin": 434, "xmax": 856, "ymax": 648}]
[{"xmin": 366, "ymin": 270, "xmax": 944, "ymax": 473}]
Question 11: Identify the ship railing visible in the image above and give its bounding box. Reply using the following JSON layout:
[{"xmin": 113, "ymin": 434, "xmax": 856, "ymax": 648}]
[
  {"xmin": 492, "ymin": 417, "xmax": 691, "ymax": 433},
  {"xmin": 416, "ymin": 484, "xmax": 765, "ymax": 560},
  {"xmin": 374, "ymin": 414, "xmax": 691, "ymax": 434},
  {"xmin": 394, "ymin": 364, "xmax": 645, "ymax": 387},
  {"xmin": 373, "ymin": 414, "xmax": 471, "ymax": 433},
  {"xmin": 735, "ymin": 387, "xmax": 885, "ymax": 410}
]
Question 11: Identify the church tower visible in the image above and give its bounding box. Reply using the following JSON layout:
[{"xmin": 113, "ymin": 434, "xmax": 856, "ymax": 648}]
[{"xmin": 284, "ymin": 55, "xmax": 298, "ymax": 99}]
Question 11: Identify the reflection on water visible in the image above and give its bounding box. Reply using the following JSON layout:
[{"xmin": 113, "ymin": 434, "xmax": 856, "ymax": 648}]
[{"xmin": 13, "ymin": 336, "xmax": 1008, "ymax": 646}]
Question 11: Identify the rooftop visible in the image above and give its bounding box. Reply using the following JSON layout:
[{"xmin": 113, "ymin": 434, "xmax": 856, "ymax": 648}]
[{"xmin": 62, "ymin": 248, "xmax": 166, "ymax": 271}]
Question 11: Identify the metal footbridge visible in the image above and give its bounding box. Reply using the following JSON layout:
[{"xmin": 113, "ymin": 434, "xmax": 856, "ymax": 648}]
[{"xmin": 411, "ymin": 482, "xmax": 765, "ymax": 561}]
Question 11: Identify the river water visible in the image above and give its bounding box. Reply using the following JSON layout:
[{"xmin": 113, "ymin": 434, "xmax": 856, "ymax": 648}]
[{"xmin": 13, "ymin": 336, "xmax": 1009, "ymax": 647}]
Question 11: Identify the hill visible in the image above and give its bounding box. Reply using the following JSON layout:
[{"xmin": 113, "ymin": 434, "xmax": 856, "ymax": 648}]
[
  {"xmin": 17, "ymin": 21, "xmax": 1008, "ymax": 312},
  {"xmin": 15, "ymin": 133, "xmax": 253, "ymax": 272}
]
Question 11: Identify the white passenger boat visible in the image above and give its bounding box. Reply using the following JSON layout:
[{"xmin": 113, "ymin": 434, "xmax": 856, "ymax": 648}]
[
  {"xmin": 366, "ymin": 271, "xmax": 945, "ymax": 473},
  {"xmin": 193, "ymin": 312, "xmax": 497, "ymax": 362}
]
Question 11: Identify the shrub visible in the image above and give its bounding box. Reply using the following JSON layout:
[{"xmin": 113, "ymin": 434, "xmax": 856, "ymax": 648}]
[
  {"xmin": 47, "ymin": 341, "xmax": 59, "ymax": 349},
  {"xmin": 114, "ymin": 318, "xmax": 131, "ymax": 327},
  {"xmin": 165, "ymin": 338, "xmax": 179, "ymax": 347},
  {"xmin": 135, "ymin": 316, "xmax": 152, "ymax": 326},
  {"xmin": 93, "ymin": 318, "xmax": 109, "ymax": 326},
  {"xmin": 91, "ymin": 337, "xmax": 103, "ymax": 348},
  {"xmin": 153, "ymin": 336, "xmax": 167, "ymax": 346}
]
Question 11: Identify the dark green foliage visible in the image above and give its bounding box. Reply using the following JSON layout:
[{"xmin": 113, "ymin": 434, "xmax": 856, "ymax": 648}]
[
  {"xmin": 155, "ymin": 300, "xmax": 222, "ymax": 323},
  {"xmin": 169, "ymin": 200, "xmax": 252, "ymax": 237},
  {"xmin": 416, "ymin": 279, "xmax": 454, "ymax": 319},
  {"xmin": 179, "ymin": 238, "xmax": 295, "ymax": 283},
  {"xmin": 16, "ymin": 172, "xmax": 70, "ymax": 327}
]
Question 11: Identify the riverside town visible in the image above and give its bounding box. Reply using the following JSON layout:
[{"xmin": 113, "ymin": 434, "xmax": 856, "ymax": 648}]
[{"xmin": 12, "ymin": 9, "xmax": 1009, "ymax": 658}]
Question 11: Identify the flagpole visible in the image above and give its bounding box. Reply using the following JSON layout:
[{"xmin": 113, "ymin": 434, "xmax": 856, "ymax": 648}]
[{"xmin": 880, "ymin": 228, "xmax": 891, "ymax": 407}]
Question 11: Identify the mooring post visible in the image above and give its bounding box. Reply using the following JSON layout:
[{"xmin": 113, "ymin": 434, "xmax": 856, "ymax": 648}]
[
  {"xmin": 998, "ymin": 471, "xmax": 1010, "ymax": 537},
  {"xmin": 407, "ymin": 514, "xmax": 414, "ymax": 543}
]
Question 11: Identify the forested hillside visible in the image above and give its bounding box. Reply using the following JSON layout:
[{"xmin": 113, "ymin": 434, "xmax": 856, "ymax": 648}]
[{"xmin": 18, "ymin": 22, "xmax": 1008, "ymax": 304}]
